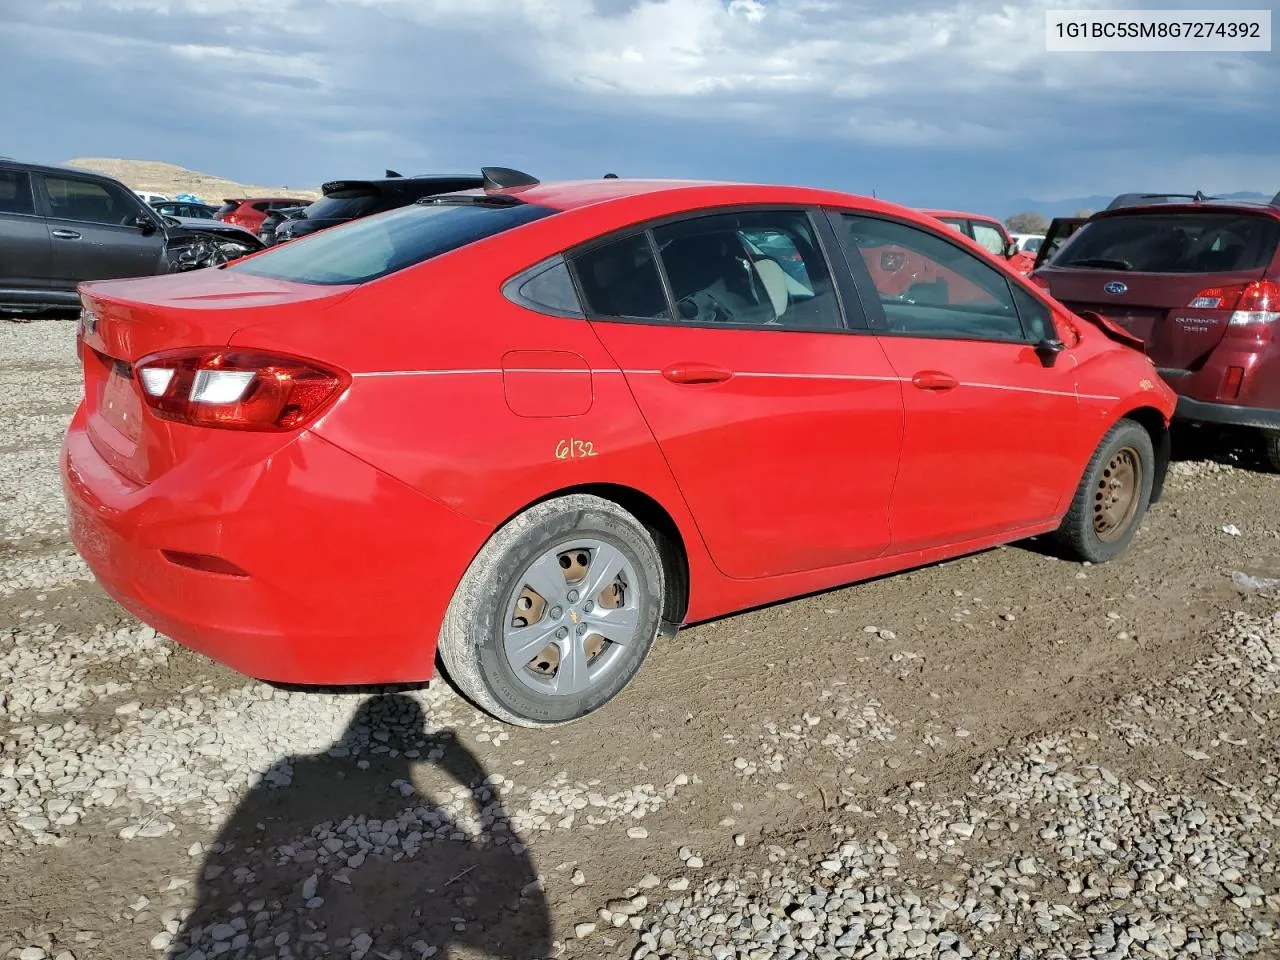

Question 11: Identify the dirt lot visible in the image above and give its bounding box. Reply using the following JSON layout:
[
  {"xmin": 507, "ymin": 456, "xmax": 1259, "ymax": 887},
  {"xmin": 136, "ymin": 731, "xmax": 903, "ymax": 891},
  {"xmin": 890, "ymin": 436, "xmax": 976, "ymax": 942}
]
[{"xmin": 2, "ymin": 319, "xmax": 1279, "ymax": 960}]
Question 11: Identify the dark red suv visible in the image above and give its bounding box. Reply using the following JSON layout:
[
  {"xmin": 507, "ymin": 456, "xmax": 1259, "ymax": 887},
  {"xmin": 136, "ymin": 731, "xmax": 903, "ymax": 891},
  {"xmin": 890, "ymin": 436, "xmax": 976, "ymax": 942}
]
[{"xmin": 1033, "ymin": 192, "xmax": 1280, "ymax": 467}]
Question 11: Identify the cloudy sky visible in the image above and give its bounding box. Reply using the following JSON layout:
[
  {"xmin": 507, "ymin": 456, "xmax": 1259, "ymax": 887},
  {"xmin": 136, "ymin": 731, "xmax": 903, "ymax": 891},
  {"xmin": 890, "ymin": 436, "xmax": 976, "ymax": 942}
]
[{"xmin": 1, "ymin": 0, "xmax": 1276, "ymax": 214}]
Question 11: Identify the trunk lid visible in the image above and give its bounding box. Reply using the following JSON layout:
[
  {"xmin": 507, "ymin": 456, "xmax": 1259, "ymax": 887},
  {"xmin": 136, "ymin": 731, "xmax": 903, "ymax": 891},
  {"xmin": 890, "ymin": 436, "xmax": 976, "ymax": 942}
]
[
  {"xmin": 77, "ymin": 269, "xmax": 355, "ymax": 485},
  {"xmin": 1044, "ymin": 269, "xmax": 1265, "ymax": 370}
]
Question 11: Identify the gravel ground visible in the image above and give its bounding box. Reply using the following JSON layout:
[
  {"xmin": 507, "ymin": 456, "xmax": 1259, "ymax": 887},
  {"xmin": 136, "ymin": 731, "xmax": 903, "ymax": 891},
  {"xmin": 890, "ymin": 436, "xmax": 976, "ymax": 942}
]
[{"xmin": 2, "ymin": 318, "xmax": 1279, "ymax": 960}]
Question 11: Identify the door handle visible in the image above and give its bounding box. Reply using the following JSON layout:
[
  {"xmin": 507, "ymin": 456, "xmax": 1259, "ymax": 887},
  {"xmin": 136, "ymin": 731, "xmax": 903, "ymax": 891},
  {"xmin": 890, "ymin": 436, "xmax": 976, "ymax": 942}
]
[
  {"xmin": 911, "ymin": 370, "xmax": 959, "ymax": 391},
  {"xmin": 51, "ymin": 229, "xmax": 82, "ymax": 240},
  {"xmin": 662, "ymin": 363, "xmax": 733, "ymax": 385}
]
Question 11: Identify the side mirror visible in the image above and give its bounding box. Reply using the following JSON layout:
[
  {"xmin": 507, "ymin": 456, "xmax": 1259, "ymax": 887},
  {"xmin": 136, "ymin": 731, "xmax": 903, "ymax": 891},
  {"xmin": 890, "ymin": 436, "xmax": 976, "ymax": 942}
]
[
  {"xmin": 1004, "ymin": 239, "xmax": 1020, "ymax": 258},
  {"xmin": 1034, "ymin": 338, "xmax": 1066, "ymax": 367},
  {"xmin": 134, "ymin": 214, "xmax": 157, "ymax": 234}
]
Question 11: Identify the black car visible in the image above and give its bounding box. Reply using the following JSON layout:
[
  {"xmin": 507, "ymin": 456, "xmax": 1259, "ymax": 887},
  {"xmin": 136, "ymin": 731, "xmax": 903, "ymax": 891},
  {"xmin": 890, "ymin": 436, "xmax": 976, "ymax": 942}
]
[
  {"xmin": 257, "ymin": 204, "xmax": 310, "ymax": 247},
  {"xmin": 272, "ymin": 171, "xmax": 484, "ymax": 244},
  {"xmin": 0, "ymin": 158, "xmax": 264, "ymax": 314},
  {"xmin": 152, "ymin": 200, "xmax": 219, "ymax": 219}
]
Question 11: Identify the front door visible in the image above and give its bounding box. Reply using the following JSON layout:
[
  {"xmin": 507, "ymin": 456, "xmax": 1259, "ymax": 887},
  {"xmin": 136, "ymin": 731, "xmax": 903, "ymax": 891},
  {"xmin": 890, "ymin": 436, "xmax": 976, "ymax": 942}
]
[
  {"xmin": 37, "ymin": 173, "xmax": 165, "ymax": 291},
  {"xmin": 830, "ymin": 210, "xmax": 1081, "ymax": 552},
  {"xmin": 569, "ymin": 209, "xmax": 905, "ymax": 580}
]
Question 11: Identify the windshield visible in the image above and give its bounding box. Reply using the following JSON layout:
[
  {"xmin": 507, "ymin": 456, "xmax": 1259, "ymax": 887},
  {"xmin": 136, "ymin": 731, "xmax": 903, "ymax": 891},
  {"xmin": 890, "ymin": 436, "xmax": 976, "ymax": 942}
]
[
  {"xmin": 302, "ymin": 193, "xmax": 383, "ymax": 221},
  {"xmin": 233, "ymin": 200, "xmax": 556, "ymax": 285},
  {"xmin": 1060, "ymin": 212, "xmax": 1280, "ymax": 274}
]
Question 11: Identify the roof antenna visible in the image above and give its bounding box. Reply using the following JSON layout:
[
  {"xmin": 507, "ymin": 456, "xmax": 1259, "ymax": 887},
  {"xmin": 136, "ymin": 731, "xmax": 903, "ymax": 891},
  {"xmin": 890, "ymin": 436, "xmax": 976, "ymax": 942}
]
[
  {"xmin": 603, "ymin": 172, "xmax": 618, "ymax": 179},
  {"xmin": 1193, "ymin": 189, "xmax": 1207, "ymax": 202},
  {"xmin": 481, "ymin": 166, "xmax": 540, "ymax": 191},
  {"xmin": 385, "ymin": 169, "xmax": 402, "ymax": 178}
]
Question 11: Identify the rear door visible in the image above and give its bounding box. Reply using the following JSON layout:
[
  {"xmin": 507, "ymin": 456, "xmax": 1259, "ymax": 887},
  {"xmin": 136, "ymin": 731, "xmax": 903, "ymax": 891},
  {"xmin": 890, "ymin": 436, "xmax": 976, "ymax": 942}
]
[
  {"xmin": 830, "ymin": 210, "xmax": 1080, "ymax": 551},
  {"xmin": 1037, "ymin": 209, "xmax": 1280, "ymax": 371},
  {"xmin": 36, "ymin": 173, "xmax": 165, "ymax": 290},
  {"xmin": 572, "ymin": 207, "xmax": 905, "ymax": 579},
  {"xmin": 0, "ymin": 167, "xmax": 51, "ymax": 293}
]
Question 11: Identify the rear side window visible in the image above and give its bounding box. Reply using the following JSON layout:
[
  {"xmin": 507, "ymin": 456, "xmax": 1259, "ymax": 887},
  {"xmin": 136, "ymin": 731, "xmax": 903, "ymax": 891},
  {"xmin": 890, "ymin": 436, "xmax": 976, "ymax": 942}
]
[
  {"xmin": 1060, "ymin": 213, "xmax": 1280, "ymax": 274},
  {"xmin": 0, "ymin": 171, "xmax": 36, "ymax": 215},
  {"xmin": 234, "ymin": 200, "xmax": 555, "ymax": 285}
]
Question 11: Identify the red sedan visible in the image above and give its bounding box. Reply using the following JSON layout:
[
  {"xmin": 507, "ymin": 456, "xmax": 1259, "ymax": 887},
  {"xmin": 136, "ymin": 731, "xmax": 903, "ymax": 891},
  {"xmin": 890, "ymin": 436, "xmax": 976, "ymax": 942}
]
[{"xmin": 62, "ymin": 168, "xmax": 1176, "ymax": 726}]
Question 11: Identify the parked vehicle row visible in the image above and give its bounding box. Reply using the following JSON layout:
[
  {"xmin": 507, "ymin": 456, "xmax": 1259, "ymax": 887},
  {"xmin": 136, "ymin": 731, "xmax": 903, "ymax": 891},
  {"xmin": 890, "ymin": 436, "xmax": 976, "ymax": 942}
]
[
  {"xmin": 63, "ymin": 165, "xmax": 1177, "ymax": 728},
  {"xmin": 1031, "ymin": 190, "xmax": 1280, "ymax": 468},
  {"xmin": 0, "ymin": 158, "xmax": 266, "ymax": 313}
]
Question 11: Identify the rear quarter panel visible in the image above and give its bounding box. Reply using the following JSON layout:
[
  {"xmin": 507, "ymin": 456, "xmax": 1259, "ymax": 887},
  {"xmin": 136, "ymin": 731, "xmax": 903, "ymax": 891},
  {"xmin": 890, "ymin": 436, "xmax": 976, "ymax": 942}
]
[{"xmin": 226, "ymin": 226, "xmax": 723, "ymax": 615}]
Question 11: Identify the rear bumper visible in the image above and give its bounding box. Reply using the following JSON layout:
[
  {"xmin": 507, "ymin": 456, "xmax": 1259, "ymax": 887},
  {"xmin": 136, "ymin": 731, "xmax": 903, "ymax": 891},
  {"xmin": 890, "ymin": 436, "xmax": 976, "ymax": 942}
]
[
  {"xmin": 61, "ymin": 407, "xmax": 491, "ymax": 684},
  {"xmin": 1172, "ymin": 396, "xmax": 1280, "ymax": 430}
]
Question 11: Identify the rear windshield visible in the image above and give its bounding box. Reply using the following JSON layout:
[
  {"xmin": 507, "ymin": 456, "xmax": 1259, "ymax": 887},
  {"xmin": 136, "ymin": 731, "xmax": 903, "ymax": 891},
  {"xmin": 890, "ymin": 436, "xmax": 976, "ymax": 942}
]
[
  {"xmin": 303, "ymin": 193, "xmax": 382, "ymax": 221},
  {"xmin": 216, "ymin": 202, "xmax": 240, "ymax": 216},
  {"xmin": 233, "ymin": 200, "xmax": 555, "ymax": 285},
  {"xmin": 1059, "ymin": 212, "xmax": 1280, "ymax": 274}
]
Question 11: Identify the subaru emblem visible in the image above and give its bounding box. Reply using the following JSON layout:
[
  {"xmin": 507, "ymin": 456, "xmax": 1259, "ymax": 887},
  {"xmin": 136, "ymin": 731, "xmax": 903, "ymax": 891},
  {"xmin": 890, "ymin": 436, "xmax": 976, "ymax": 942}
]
[{"xmin": 1104, "ymin": 281, "xmax": 1127, "ymax": 295}]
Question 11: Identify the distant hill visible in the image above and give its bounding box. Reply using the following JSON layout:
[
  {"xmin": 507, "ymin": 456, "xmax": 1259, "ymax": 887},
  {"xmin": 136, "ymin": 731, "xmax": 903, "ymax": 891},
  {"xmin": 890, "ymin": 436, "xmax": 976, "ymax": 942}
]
[
  {"xmin": 1003, "ymin": 191, "xmax": 1272, "ymax": 221},
  {"xmin": 64, "ymin": 158, "xmax": 319, "ymax": 205}
]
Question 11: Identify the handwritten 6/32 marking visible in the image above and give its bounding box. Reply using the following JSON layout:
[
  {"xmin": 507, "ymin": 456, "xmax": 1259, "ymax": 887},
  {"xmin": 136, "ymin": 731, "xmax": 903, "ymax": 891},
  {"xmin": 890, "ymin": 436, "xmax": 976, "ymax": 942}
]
[{"xmin": 555, "ymin": 438, "xmax": 597, "ymax": 460}]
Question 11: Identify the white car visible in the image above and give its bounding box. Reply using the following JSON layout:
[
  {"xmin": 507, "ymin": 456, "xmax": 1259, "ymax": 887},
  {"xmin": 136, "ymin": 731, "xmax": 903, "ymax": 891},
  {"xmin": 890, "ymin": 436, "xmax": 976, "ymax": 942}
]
[
  {"xmin": 1009, "ymin": 232, "xmax": 1045, "ymax": 254},
  {"xmin": 133, "ymin": 190, "xmax": 169, "ymax": 205}
]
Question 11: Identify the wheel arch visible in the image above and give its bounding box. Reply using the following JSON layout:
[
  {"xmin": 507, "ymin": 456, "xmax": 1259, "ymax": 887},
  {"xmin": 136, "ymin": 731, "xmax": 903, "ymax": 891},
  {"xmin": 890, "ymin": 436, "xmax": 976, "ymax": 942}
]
[
  {"xmin": 1116, "ymin": 405, "xmax": 1172, "ymax": 504},
  {"xmin": 500, "ymin": 482, "xmax": 691, "ymax": 631}
]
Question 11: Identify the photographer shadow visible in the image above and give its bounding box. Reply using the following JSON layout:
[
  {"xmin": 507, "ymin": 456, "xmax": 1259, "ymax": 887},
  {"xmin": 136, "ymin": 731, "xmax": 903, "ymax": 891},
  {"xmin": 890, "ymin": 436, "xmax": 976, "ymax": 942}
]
[{"xmin": 168, "ymin": 693, "xmax": 551, "ymax": 960}]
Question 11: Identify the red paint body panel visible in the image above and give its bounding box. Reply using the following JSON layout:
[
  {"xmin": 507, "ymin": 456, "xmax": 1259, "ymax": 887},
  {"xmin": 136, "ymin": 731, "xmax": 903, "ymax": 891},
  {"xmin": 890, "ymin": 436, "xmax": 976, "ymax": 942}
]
[
  {"xmin": 588, "ymin": 321, "xmax": 904, "ymax": 578},
  {"xmin": 63, "ymin": 409, "xmax": 490, "ymax": 684},
  {"xmin": 875, "ymin": 336, "xmax": 1084, "ymax": 550},
  {"xmin": 62, "ymin": 179, "xmax": 1177, "ymax": 686}
]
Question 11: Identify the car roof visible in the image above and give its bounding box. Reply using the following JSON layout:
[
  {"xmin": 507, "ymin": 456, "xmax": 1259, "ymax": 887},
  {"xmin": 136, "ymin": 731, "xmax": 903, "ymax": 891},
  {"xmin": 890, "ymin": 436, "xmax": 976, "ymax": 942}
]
[
  {"xmin": 0, "ymin": 157, "xmax": 127, "ymax": 181},
  {"xmin": 920, "ymin": 208, "xmax": 1002, "ymax": 225},
  {"xmin": 1090, "ymin": 198, "xmax": 1280, "ymax": 220},
  {"xmin": 457, "ymin": 178, "xmax": 922, "ymax": 216}
]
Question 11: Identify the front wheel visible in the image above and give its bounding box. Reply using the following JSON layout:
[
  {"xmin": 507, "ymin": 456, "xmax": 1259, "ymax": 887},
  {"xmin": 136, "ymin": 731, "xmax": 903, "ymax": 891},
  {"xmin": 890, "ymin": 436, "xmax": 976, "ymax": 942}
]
[
  {"xmin": 1261, "ymin": 430, "xmax": 1280, "ymax": 473},
  {"xmin": 1053, "ymin": 420, "xmax": 1155, "ymax": 563},
  {"xmin": 437, "ymin": 495, "xmax": 664, "ymax": 727}
]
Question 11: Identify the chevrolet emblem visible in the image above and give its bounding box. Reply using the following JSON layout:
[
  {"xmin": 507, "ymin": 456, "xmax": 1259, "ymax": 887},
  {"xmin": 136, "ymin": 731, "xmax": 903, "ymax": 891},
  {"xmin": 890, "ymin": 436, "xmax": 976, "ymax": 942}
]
[{"xmin": 570, "ymin": 610, "xmax": 580, "ymax": 623}]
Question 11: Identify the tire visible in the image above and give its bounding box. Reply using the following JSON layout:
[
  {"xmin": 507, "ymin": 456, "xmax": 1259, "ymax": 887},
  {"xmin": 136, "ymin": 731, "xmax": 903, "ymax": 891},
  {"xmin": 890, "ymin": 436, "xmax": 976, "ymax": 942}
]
[
  {"xmin": 437, "ymin": 494, "xmax": 665, "ymax": 727},
  {"xmin": 1053, "ymin": 419, "xmax": 1155, "ymax": 563},
  {"xmin": 1262, "ymin": 430, "xmax": 1280, "ymax": 473}
]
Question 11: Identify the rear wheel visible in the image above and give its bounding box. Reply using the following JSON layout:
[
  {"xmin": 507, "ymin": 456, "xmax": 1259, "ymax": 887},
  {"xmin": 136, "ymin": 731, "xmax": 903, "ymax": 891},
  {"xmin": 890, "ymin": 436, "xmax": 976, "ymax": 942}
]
[
  {"xmin": 437, "ymin": 495, "xmax": 664, "ymax": 727},
  {"xmin": 1053, "ymin": 420, "xmax": 1155, "ymax": 563}
]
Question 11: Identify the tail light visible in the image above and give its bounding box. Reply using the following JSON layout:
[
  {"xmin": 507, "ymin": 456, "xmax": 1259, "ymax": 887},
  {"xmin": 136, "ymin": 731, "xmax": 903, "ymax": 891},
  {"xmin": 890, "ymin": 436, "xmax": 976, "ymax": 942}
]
[
  {"xmin": 1191, "ymin": 280, "xmax": 1280, "ymax": 342},
  {"xmin": 134, "ymin": 349, "xmax": 349, "ymax": 431}
]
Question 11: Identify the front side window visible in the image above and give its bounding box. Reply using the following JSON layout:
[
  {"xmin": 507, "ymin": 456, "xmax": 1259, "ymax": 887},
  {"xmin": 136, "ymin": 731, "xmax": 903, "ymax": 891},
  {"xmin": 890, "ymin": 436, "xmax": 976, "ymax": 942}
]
[
  {"xmin": 233, "ymin": 199, "xmax": 554, "ymax": 285},
  {"xmin": 838, "ymin": 214, "xmax": 1026, "ymax": 342},
  {"xmin": 653, "ymin": 210, "xmax": 842, "ymax": 329},
  {"xmin": 43, "ymin": 176, "xmax": 137, "ymax": 226},
  {"xmin": 971, "ymin": 221, "xmax": 1008, "ymax": 255}
]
